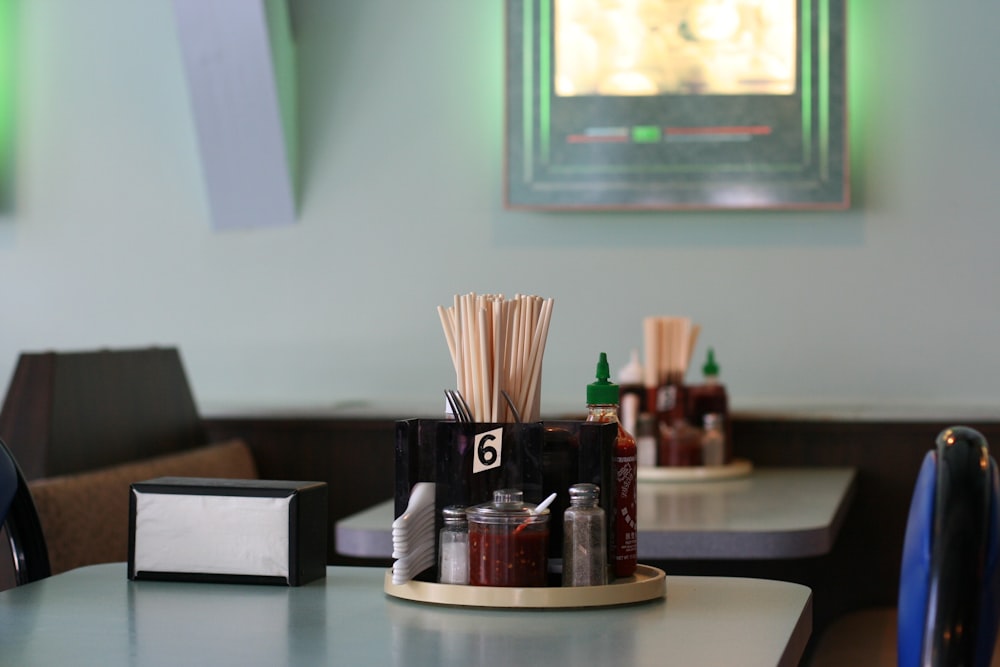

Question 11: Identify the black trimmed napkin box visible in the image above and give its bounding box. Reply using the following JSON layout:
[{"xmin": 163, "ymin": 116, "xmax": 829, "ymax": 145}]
[{"xmin": 128, "ymin": 477, "xmax": 327, "ymax": 586}]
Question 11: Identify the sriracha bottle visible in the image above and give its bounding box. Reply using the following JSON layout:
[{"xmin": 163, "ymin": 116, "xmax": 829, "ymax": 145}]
[
  {"xmin": 687, "ymin": 348, "xmax": 731, "ymax": 463},
  {"xmin": 586, "ymin": 352, "xmax": 637, "ymax": 578}
]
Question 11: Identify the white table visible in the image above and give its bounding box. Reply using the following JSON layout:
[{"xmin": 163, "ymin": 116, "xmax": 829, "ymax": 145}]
[
  {"xmin": 336, "ymin": 467, "xmax": 857, "ymax": 560},
  {"xmin": 0, "ymin": 563, "xmax": 812, "ymax": 667},
  {"xmin": 635, "ymin": 466, "xmax": 857, "ymax": 558}
]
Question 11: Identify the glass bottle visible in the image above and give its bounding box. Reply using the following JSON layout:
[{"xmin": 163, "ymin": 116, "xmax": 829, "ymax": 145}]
[
  {"xmin": 687, "ymin": 348, "xmax": 730, "ymax": 462},
  {"xmin": 617, "ymin": 348, "xmax": 645, "ymax": 434},
  {"xmin": 586, "ymin": 352, "xmax": 637, "ymax": 578},
  {"xmin": 562, "ymin": 483, "xmax": 607, "ymax": 587},
  {"xmin": 701, "ymin": 413, "xmax": 725, "ymax": 467},
  {"xmin": 437, "ymin": 505, "xmax": 469, "ymax": 585},
  {"xmin": 636, "ymin": 412, "xmax": 658, "ymax": 468}
]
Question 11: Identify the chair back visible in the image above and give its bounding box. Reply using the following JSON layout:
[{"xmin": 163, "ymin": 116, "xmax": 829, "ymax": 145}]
[
  {"xmin": 0, "ymin": 437, "xmax": 51, "ymax": 587},
  {"xmin": 0, "ymin": 347, "xmax": 206, "ymax": 480},
  {"xmin": 898, "ymin": 426, "xmax": 1000, "ymax": 667}
]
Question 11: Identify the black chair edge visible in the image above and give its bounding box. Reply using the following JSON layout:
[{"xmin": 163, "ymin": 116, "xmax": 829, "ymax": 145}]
[{"xmin": 1, "ymin": 436, "xmax": 50, "ymax": 586}]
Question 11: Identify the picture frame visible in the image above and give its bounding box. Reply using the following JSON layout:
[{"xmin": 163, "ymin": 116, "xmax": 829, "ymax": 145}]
[{"xmin": 505, "ymin": 0, "xmax": 848, "ymax": 210}]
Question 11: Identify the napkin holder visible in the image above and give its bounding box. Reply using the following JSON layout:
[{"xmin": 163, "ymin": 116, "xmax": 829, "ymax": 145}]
[{"xmin": 128, "ymin": 477, "xmax": 327, "ymax": 586}]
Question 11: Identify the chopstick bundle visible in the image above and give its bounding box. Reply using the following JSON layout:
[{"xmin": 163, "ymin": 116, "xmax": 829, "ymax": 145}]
[
  {"xmin": 641, "ymin": 316, "xmax": 701, "ymax": 388},
  {"xmin": 438, "ymin": 293, "xmax": 554, "ymax": 423}
]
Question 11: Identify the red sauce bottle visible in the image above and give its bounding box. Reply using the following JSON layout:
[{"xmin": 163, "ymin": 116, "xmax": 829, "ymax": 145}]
[
  {"xmin": 586, "ymin": 353, "xmax": 637, "ymax": 579},
  {"xmin": 686, "ymin": 348, "xmax": 731, "ymax": 463}
]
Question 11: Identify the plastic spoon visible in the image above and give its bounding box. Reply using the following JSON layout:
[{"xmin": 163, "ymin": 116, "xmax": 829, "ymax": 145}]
[
  {"xmin": 514, "ymin": 492, "xmax": 557, "ymax": 535},
  {"xmin": 392, "ymin": 483, "xmax": 435, "ymax": 530}
]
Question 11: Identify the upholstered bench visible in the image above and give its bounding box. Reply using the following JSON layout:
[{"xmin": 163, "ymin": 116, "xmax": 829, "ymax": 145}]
[{"xmin": 28, "ymin": 439, "xmax": 258, "ymax": 575}]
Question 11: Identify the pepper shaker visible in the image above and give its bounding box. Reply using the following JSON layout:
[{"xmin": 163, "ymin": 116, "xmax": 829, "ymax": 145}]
[{"xmin": 562, "ymin": 483, "xmax": 607, "ymax": 587}]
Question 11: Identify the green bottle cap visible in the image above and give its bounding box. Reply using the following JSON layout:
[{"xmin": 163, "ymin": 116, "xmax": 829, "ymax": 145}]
[
  {"xmin": 703, "ymin": 348, "xmax": 720, "ymax": 378},
  {"xmin": 587, "ymin": 352, "xmax": 620, "ymax": 405}
]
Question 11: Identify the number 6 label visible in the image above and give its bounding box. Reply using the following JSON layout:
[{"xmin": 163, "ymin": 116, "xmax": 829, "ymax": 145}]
[{"xmin": 473, "ymin": 427, "xmax": 503, "ymax": 474}]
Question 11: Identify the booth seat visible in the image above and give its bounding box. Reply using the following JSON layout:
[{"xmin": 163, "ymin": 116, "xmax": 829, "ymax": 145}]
[{"xmin": 28, "ymin": 439, "xmax": 258, "ymax": 575}]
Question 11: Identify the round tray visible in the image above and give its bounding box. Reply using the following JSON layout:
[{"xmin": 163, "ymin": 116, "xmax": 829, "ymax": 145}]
[
  {"xmin": 637, "ymin": 458, "xmax": 753, "ymax": 483},
  {"xmin": 384, "ymin": 564, "xmax": 666, "ymax": 609}
]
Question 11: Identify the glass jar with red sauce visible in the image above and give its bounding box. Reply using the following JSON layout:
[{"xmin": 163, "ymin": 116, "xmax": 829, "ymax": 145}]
[{"xmin": 466, "ymin": 489, "xmax": 550, "ymax": 587}]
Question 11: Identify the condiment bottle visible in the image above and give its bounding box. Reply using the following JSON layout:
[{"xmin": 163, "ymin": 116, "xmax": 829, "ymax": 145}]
[
  {"xmin": 562, "ymin": 483, "xmax": 607, "ymax": 587},
  {"xmin": 466, "ymin": 489, "xmax": 550, "ymax": 587},
  {"xmin": 635, "ymin": 412, "xmax": 657, "ymax": 468},
  {"xmin": 586, "ymin": 352, "xmax": 637, "ymax": 578},
  {"xmin": 687, "ymin": 348, "xmax": 731, "ymax": 462},
  {"xmin": 437, "ymin": 505, "xmax": 469, "ymax": 585},
  {"xmin": 617, "ymin": 349, "xmax": 645, "ymax": 434},
  {"xmin": 701, "ymin": 413, "xmax": 725, "ymax": 467}
]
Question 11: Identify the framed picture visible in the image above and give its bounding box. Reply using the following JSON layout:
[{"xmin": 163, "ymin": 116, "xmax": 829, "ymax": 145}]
[{"xmin": 505, "ymin": 0, "xmax": 848, "ymax": 210}]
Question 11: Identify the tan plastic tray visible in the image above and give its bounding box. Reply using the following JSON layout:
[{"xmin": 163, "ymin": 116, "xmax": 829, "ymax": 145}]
[
  {"xmin": 637, "ymin": 458, "xmax": 753, "ymax": 483},
  {"xmin": 384, "ymin": 564, "xmax": 666, "ymax": 609}
]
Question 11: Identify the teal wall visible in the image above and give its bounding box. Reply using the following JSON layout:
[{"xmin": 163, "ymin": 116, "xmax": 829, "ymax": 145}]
[{"xmin": 0, "ymin": 0, "xmax": 998, "ymax": 418}]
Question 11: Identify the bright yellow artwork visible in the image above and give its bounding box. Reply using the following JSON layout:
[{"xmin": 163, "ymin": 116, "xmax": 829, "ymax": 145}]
[{"xmin": 555, "ymin": 0, "xmax": 797, "ymax": 96}]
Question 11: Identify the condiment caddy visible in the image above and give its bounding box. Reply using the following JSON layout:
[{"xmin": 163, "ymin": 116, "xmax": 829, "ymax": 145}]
[
  {"xmin": 623, "ymin": 315, "xmax": 744, "ymax": 474},
  {"xmin": 389, "ymin": 348, "xmax": 665, "ymax": 609},
  {"xmin": 390, "ymin": 298, "xmax": 740, "ymax": 606}
]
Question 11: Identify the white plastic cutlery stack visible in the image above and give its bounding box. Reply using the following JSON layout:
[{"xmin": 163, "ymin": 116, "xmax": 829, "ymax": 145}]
[{"xmin": 391, "ymin": 482, "xmax": 436, "ymax": 585}]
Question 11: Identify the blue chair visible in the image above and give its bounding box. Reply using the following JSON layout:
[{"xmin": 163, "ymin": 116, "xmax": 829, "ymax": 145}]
[
  {"xmin": 810, "ymin": 426, "xmax": 1000, "ymax": 666},
  {"xmin": 897, "ymin": 426, "xmax": 1000, "ymax": 667},
  {"xmin": 0, "ymin": 436, "xmax": 50, "ymax": 587}
]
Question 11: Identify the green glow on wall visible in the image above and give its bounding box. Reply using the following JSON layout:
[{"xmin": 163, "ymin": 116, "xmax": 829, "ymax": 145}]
[
  {"xmin": 818, "ymin": 0, "xmax": 830, "ymax": 178},
  {"xmin": 537, "ymin": 0, "xmax": 550, "ymax": 164},
  {"xmin": 0, "ymin": 0, "xmax": 12, "ymax": 207},
  {"xmin": 263, "ymin": 0, "xmax": 297, "ymax": 202},
  {"xmin": 845, "ymin": 0, "xmax": 867, "ymax": 178},
  {"xmin": 800, "ymin": 0, "xmax": 813, "ymax": 165}
]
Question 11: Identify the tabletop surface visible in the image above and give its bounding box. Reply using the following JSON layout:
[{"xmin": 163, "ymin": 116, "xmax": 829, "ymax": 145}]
[
  {"xmin": 337, "ymin": 466, "xmax": 857, "ymax": 560},
  {"xmin": 0, "ymin": 563, "xmax": 812, "ymax": 667}
]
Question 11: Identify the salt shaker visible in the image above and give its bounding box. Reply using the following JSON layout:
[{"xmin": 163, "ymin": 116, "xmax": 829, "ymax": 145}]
[
  {"xmin": 438, "ymin": 505, "xmax": 469, "ymax": 585},
  {"xmin": 562, "ymin": 483, "xmax": 607, "ymax": 587}
]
